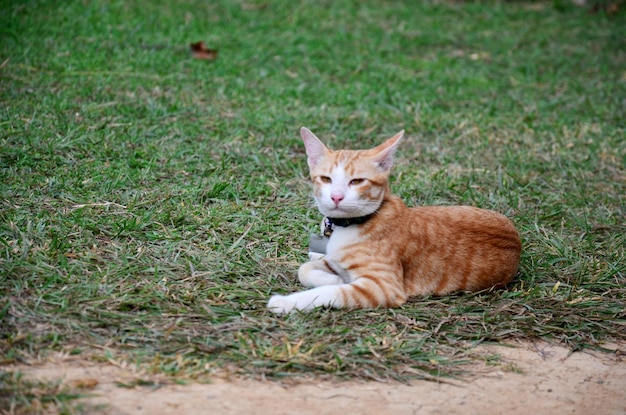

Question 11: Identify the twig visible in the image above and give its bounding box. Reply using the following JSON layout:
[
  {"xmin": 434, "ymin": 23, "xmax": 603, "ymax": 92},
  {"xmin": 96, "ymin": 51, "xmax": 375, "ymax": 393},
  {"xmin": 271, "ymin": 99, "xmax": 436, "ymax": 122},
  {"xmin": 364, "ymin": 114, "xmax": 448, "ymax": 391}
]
[{"xmin": 71, "ymin": 202, "xmax": 127, "ymax": 210}]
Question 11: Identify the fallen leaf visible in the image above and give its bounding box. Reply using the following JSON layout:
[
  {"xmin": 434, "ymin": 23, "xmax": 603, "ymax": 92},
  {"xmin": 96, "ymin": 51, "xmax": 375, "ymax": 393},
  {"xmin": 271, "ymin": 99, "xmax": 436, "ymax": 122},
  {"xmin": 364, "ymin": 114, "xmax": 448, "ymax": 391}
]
[
  {"xmin": 69, "ymin": 378, "xmax": 99, "ymax": 389},
  {"xmin": 606, "ymin": 2, "xmax": 619, "ymax": 15},
  {"xmin": 190, "ymin": 41, "xmax": 218, "ymax": 60}
]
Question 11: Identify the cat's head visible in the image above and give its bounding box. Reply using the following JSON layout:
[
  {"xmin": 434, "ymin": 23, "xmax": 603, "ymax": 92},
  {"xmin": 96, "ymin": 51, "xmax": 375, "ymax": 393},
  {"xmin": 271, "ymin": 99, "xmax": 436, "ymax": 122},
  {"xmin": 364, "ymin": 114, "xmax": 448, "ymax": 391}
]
[{"xmin": 301, "ymin": 127, "xmax": 404, "ymax": 218}]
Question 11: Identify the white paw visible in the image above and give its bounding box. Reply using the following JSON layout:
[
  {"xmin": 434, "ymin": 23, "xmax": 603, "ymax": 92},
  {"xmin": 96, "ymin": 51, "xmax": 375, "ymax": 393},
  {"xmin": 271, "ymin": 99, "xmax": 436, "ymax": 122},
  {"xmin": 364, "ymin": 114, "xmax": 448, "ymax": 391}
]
[
  {"xmin": 267, "ymin": 295, "xmax": 297, "ymax": 315},
  {"xmin": 308, "ymin": 252, "xmax": 325, "ymax": 261},
  {"xmin": 267, "ymin": 286, "xmax": 342, "ymax": 315},
  {"xmin": 299, "ymin": 269, "xmax": 344, "ymax": 287}
]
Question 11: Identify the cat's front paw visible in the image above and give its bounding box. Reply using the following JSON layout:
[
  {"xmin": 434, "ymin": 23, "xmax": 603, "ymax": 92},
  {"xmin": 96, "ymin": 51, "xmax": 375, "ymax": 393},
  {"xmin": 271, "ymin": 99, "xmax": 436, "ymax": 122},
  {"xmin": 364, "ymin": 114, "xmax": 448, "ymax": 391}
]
[{"xmin": 267, "ymin": 294, "xmax": 297, "ymax": 315}]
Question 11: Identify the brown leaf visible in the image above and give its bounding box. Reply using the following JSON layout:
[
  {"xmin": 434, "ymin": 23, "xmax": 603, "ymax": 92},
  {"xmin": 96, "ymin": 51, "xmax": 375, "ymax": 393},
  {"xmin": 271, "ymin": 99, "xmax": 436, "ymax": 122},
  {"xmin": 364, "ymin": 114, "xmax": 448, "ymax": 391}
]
[
  {"xmin": 190, "ymin": 41, "xmax": 218, "ymax": 60},
  {"xmin": 68, "ymin": 378, "xmax": 99, "ymax": 389},
  {"xmin": 606, "ymin": 2, "xmax": 620, "ymax": 15}
]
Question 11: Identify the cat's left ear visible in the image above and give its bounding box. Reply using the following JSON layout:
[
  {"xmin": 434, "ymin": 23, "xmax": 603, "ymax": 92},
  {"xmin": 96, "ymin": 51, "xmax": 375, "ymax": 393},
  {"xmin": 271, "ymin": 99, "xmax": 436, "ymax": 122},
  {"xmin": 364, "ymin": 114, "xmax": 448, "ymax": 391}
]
[
  {"xmin": 301, "ymin": 127, "xmax": 329, "ymax": 170},
  {"xmin": 371, "ymin": 130, "xmax": 404, "ymax": 172}
]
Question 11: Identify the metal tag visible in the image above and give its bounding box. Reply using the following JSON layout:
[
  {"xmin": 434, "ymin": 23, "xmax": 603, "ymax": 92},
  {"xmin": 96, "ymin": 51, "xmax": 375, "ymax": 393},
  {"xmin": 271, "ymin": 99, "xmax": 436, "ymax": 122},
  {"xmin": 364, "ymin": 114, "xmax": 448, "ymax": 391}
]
[{"xmin": 309, "ymin": 233, "xmax": 329, "ymax": 255}]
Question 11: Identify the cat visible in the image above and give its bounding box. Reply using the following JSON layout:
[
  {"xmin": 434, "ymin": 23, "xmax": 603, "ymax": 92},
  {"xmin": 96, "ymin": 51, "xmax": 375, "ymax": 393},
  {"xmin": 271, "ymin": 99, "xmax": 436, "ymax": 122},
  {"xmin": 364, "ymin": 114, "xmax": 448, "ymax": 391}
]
[{"xmin": 267, "ymin": 128, "xmax": 521, "ymax": 315}]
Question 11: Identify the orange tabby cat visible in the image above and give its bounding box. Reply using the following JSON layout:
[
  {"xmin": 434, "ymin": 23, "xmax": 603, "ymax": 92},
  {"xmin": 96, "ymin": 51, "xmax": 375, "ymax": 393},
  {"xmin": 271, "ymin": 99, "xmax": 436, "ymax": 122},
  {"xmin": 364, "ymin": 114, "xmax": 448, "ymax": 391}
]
[{"xmin": 267, "ymin": 128, "xmax": 521, "ymax": 314}]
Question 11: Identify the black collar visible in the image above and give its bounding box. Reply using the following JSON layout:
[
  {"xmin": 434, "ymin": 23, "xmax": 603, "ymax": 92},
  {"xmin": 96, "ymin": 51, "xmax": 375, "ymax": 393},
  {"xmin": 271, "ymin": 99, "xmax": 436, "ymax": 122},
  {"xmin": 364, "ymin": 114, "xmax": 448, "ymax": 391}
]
[
  {"xmin": 324, "ymin": 201, "xmax": 385, "ymax": 236},
  {"xmin": 326, "ymin": 212, "xmax": 376, "ymax": 229}
]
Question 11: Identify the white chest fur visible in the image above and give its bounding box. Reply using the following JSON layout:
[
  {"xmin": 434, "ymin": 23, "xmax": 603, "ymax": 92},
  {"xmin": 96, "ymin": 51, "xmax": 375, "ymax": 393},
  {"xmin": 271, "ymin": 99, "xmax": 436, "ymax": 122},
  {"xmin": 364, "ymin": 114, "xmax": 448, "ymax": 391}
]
[{"xmin": 326, "ymin": 225, "xmax": 363, "ymax": 255}]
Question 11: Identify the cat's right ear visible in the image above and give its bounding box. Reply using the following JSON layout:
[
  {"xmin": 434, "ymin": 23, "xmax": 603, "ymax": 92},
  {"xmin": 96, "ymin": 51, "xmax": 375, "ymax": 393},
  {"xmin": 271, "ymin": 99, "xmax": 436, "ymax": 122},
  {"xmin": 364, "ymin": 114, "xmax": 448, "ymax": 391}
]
[{"xmin": 301, "ymin": 127, "xmax": 329, "ymax": 170}]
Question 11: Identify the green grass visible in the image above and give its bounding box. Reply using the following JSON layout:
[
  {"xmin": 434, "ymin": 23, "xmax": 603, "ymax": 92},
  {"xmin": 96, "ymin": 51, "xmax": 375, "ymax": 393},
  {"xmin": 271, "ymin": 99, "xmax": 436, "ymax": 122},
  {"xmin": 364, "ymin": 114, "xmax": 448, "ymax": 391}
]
[
  {"xmin": 0, "ymin": 370, "xmax": 86, "ymax": 415},
  {"xmin": 1, "ymin": 0, "xmax": 625, "ymax": 406}
]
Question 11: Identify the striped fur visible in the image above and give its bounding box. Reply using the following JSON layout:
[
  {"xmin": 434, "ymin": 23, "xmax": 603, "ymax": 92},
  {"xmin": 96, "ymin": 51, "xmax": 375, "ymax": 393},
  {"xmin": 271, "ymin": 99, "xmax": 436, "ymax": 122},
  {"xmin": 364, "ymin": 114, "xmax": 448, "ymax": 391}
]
[{"xmin": 267, "ymin": 128, "xmax": 521, "ymax": 314}]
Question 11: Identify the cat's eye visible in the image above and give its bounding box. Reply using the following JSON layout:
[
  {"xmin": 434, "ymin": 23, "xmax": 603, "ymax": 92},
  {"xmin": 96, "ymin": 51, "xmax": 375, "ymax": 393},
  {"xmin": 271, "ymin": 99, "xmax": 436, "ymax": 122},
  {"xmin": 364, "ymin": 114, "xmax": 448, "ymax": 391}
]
[
  {"xmin": 319, "ymin": 176, "xmax": 332, "ymax": 184},
  {"xmin": 349, "ymin": 178, "xmax": 365, "ymax": 186}
]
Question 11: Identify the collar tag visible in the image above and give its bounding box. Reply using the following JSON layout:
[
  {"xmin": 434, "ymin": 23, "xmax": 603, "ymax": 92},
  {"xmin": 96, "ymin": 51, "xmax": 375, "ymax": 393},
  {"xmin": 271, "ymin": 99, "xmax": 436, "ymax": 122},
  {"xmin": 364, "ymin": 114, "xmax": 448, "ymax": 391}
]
[
  {"xmin": 308, "ymin": 234, "xmax": 329, "ymax": 261},
  {"xmin": 323, "ymin": 217, "xmax": 333, "ymax": 237},
  {"xmin": 309, "ymin": 233, "xmax": 329, "ymax": 255},
  {"xmin": 309, "ymin": 219, "xmax": 331, "ymax": 261}
]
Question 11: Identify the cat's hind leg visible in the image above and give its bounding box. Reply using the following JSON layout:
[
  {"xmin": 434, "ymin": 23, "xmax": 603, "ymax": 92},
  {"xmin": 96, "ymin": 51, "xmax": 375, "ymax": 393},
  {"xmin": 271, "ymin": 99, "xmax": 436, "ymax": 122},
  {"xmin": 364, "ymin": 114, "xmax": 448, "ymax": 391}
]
[{"xmin": 298, "ymin": 258, "xmax": 347, "ymax": 287}]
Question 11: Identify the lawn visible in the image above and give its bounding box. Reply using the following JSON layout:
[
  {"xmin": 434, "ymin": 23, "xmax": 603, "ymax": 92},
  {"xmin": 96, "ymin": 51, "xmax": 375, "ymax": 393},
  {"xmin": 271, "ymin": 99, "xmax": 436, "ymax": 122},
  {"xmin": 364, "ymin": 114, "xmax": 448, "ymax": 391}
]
[{"xmin": 1, "ymin": 0, "xmax": 625, "ymax": 409}]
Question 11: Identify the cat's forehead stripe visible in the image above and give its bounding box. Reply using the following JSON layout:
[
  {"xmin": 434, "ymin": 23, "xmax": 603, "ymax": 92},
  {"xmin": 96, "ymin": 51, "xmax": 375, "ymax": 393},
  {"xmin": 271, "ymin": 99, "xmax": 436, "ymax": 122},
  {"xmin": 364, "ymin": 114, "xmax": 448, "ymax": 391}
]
[
  {"xmin": 329, "ymin": 161, "xmax": 357, "ymax": 179},
  {"xmin": 331, "ymin": 164, "xmax": 346, "ymax": 181},
  {"xmin": 330, "ymin": 151, "xmax": 361, "ymax": 176}
]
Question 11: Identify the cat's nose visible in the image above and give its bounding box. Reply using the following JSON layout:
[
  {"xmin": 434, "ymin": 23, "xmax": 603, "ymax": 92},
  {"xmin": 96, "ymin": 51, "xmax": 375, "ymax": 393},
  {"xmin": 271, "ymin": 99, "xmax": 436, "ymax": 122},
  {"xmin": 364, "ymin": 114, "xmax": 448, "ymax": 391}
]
[{"xmin": 331, "ymin": 192, "xmax": 344, "ymax": 205}]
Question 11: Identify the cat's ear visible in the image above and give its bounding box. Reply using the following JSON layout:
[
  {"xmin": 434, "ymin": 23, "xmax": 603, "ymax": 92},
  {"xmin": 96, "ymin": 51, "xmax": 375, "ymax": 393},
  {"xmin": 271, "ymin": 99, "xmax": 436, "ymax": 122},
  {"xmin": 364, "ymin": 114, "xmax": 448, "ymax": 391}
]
[
  {"xmin": 371, "ymin": 130, "xmax": 404, "ymax": 172},
  {"xmin": 301, "ymin": 127, "xmax": 329, "ymax": 170}
]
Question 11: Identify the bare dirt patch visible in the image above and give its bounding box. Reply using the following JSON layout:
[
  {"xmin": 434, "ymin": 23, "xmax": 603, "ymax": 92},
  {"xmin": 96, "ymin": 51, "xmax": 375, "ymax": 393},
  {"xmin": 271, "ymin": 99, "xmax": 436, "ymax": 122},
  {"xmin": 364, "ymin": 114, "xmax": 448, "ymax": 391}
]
[{"xmin": 6, "ymin": 341, "xmax": 626, "ymax": 415}]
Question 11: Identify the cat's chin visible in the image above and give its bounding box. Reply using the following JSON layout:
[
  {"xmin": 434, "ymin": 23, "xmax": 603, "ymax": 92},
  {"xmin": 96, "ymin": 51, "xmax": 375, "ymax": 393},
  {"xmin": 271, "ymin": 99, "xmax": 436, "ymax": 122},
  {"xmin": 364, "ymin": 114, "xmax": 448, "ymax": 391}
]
[
  {"xmin": 316, "ymin": 199, "xmax": 381, "ymax": 218},
  {"xmin": 319, "ymin": 207, "xmax": 375, "ymax": 218},
  {"xmin": 321, "ymin": 212, "xmax": 352, "ymax": 218}
]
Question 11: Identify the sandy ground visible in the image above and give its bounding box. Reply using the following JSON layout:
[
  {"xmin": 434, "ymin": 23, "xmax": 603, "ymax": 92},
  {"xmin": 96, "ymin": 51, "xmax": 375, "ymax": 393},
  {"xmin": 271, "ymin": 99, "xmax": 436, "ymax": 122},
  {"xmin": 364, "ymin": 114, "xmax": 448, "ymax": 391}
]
[{"xmin": 6, "ymin": 341, "xmax": 626, "ymax": 415}]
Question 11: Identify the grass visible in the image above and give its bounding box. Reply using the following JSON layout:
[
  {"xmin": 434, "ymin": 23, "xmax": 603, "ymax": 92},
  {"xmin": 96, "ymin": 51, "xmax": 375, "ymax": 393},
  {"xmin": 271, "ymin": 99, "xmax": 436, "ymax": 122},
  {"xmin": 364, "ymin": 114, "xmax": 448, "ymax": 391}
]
[
  {"xmin": 1, "ymin": 0, "xmax": 625, "ymax": 409},
  {"xmin": 0, "ymin": 370, "xmax": 85, "ymax": 415}
]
